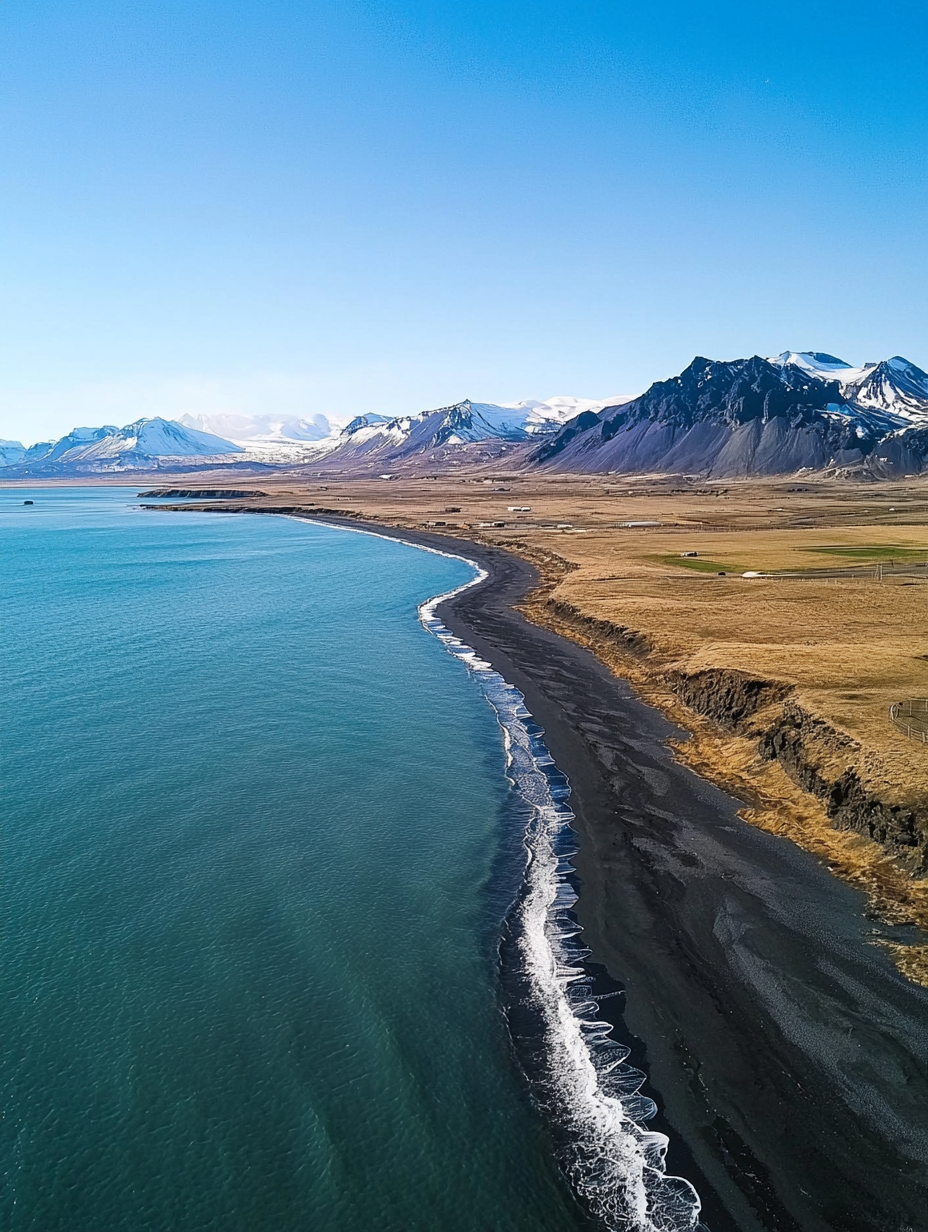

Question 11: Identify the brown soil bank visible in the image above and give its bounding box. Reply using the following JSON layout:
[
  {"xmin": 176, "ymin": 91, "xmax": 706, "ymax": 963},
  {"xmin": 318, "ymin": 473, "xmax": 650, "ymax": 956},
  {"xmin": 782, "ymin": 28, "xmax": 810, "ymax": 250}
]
[{"xmin": 542, "ymin": 592, "xmax": 928, "ymax": 864}]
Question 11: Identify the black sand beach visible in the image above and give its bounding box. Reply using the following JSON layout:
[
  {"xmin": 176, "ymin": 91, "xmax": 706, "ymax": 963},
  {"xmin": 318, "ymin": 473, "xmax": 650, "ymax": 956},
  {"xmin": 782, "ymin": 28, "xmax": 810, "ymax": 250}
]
[{"xmin": 320, "ymin": 519, "xmax": 928, "ymax": 1232}]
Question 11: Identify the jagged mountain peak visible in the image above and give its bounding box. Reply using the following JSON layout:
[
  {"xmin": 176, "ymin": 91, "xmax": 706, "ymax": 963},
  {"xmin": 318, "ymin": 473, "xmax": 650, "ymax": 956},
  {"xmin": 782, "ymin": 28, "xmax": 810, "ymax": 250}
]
[
  {"xmin": 841, "ymin": 357, "xmax": 928, "ymax": 423},
  {"xmin": 329, "ymin": 399, "xmax": 540, "ymax": 461},
  {"xmin": 605, "ymin": 354, "xmax": 843, "ymax": 427},
  {"xmin": 534, "ymin": 350, "xmax": 927, "ymax": 478}
]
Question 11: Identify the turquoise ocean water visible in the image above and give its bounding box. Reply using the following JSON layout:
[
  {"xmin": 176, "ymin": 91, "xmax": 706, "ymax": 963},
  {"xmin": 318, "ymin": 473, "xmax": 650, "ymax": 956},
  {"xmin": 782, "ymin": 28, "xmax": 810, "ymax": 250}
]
[{"xmin": 1, "ymin": 488, "xmax": 589, "ymax": 1232}]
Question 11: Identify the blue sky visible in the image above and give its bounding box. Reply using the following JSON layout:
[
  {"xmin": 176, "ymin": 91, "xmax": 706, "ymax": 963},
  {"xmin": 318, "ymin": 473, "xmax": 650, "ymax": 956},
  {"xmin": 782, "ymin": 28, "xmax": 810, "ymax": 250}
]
[{"xmin": 1, "ymin": 0, "xmax": 926, "ymax": 442}]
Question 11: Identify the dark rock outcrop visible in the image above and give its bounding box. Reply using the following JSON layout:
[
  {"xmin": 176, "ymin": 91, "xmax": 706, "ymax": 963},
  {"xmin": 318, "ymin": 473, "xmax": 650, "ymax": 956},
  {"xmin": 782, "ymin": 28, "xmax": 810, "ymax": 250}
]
[
  {"xmin": 138, "ymin": 488, "xmax": 268, "ymax": 498},
  {"xmin": 668, "ymin": 666, "xmax": 928, "ymax": 873},
  {"xmin": 542, "ymin": 598, "xmax": 653, "ymax": 657},
  {"xmin": 667, "ymin": 668, "xmax": 790, "ymax": 729},
  {"xmin": 758, "ymin": 705, "xmax": 928, "ymax": 873}
]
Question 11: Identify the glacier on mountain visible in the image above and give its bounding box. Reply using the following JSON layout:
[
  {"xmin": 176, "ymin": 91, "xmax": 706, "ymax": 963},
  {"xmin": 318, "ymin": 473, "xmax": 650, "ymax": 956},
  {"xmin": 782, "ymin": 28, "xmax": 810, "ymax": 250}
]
[{"xmin": 179, "ymin": 411, "xmax": 335, "ymax": 444}]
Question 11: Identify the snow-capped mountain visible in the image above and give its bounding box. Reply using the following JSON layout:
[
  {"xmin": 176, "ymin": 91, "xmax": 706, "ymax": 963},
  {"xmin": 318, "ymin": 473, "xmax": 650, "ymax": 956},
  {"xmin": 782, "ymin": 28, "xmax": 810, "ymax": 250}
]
[
  {"xmin": 312, "ymin": 395, "xmax": 633, "ymax": 467},
  {"xmin": 840, "ymin": 358, "xmax": 928, "ymax": 423},
  {"xmin": 535, "ymin": 353, "xmax": 928, "ymax": 477},
  {"xmin": 767, "ymin": 351, "xmax": 875, "ymax": 383},
  {"xmin": 4, "ymin": 359, "xmax": 923, "ymax": 479},
  {"xmin": 325, "ymin": 401, "xmax": 532, "ymax": 461},
  {"xmin": 2, "ymin": 418, "xmax": 242, "ymax": 475},
  {"xmin": 1, "ymin": 438, "xmax": 60, "ymax": 467},
  {"xmin": 0, "ymin": 396, "xmax": 615, "ymax": 476},
  {"xmin": 768, "ymin": 352, "xmax": 928, "ymax": 424},
  {"xmin": 316, "ymin": 398, "xmax": 579, "ymax": 464}
]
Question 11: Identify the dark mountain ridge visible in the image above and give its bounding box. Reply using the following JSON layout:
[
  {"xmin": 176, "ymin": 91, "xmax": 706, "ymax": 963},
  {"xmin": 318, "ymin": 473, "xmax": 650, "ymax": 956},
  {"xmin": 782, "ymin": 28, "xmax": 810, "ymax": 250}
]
[{"xmin": 534, "ymin": 354, "xmax": 928, "ymax": 478}]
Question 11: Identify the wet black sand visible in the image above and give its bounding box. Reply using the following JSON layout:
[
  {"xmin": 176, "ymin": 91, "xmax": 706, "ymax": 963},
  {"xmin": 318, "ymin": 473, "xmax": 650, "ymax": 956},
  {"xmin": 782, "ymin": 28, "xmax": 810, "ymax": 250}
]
[{"xmin": 318, "ymin": 520, "xmax": 928, "ymax": 1232}]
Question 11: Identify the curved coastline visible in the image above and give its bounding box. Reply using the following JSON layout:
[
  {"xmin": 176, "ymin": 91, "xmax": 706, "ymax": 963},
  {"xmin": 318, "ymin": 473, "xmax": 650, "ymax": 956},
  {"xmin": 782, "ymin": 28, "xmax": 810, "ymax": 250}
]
[
  {"xmin": 148, "ymin": 505, "xmax": 928, "ymax": 1232},
  {"xmin": 297, "ymin": 515, "xmax": 928, "ymax": 1232}
]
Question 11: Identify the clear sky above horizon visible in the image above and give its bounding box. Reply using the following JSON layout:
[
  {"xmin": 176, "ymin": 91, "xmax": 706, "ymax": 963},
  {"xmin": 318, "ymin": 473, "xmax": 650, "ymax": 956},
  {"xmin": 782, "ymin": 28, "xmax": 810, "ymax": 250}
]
[{"xmin": 1, "ymin": 0, "xmax": 926, "ymax": 443}]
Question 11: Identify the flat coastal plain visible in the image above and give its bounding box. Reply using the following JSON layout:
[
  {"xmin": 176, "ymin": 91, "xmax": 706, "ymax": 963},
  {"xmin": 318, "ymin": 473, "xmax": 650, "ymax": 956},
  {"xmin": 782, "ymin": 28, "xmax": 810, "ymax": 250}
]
[{"xmin": 34, "ymin": 473, "xmax": 928, "ymax": 1231}]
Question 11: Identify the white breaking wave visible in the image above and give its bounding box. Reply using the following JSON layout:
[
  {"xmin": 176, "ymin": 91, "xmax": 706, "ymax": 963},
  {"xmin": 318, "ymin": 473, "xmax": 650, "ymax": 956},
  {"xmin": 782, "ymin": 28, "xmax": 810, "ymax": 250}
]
[{"xmin": 418, "ymin": 561, "xmax": 702, "ymax": 1232}]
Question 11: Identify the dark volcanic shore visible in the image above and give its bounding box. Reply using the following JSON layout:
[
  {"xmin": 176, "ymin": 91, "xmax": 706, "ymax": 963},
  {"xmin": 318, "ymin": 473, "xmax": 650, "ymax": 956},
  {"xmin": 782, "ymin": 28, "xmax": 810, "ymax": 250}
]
[{"xmin": 309, "ymin": 517, "xmax": 928, "ymax": 1232}]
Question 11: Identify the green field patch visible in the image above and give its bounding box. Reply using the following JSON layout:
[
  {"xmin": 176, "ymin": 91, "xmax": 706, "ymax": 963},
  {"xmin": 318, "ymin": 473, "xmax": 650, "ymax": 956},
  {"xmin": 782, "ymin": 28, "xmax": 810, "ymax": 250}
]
[
  {"xmin": 808, "ymin": 545, "xmax": 927, "ymax": 561},
  {"xmin": 648, "ymin": 554, "xmax": 745, "ymax": 573}
]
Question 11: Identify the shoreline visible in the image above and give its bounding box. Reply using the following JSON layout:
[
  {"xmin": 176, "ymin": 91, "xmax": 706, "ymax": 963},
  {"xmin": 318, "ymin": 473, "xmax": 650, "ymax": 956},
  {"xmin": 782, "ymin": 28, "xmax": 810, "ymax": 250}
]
[
  {"xmin": 148, "ymin": 506, "xmax": 928, "ymax": 1231},
  {"xmin": 307, "ymin": 515, "xmax": 928, "ymax": 1232},
  {"xmin": 416, "ymin": 555, "xmax": 706, "ymax": 1231}
]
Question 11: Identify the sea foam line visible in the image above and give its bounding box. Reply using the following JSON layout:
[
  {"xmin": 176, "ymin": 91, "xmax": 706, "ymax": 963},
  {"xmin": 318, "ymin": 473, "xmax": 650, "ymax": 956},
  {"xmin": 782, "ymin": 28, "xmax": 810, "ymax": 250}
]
[{"xmin": 292, "ymin": 517, "xmax": 702, "ymax": 1232}]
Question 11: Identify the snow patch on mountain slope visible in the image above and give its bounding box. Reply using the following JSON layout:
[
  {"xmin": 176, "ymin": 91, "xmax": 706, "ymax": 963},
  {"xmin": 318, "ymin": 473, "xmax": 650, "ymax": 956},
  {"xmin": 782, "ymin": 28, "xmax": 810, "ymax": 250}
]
[
  {"xmin": 768, "ymin": 351, "xmax": 928, "ymax": 426},
  {"xmin": 769, "ymin": 351, "xmax": 876, "ymax": 385}
]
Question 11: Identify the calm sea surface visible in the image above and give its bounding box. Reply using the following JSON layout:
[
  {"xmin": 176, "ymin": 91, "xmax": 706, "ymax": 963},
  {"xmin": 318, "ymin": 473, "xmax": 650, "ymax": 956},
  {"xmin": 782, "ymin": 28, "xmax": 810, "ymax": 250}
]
[{"xmin": 1, "ymin": 488, "xmax": 587, "ymax": 1232}]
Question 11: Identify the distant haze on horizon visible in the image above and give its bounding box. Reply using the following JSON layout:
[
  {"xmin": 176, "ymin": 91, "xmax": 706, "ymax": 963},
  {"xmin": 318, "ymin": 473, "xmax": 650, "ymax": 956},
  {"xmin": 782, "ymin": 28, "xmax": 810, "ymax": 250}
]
[{"xmin": 2, "ymin": 0, "xmax": 926, "ymax": 444}]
